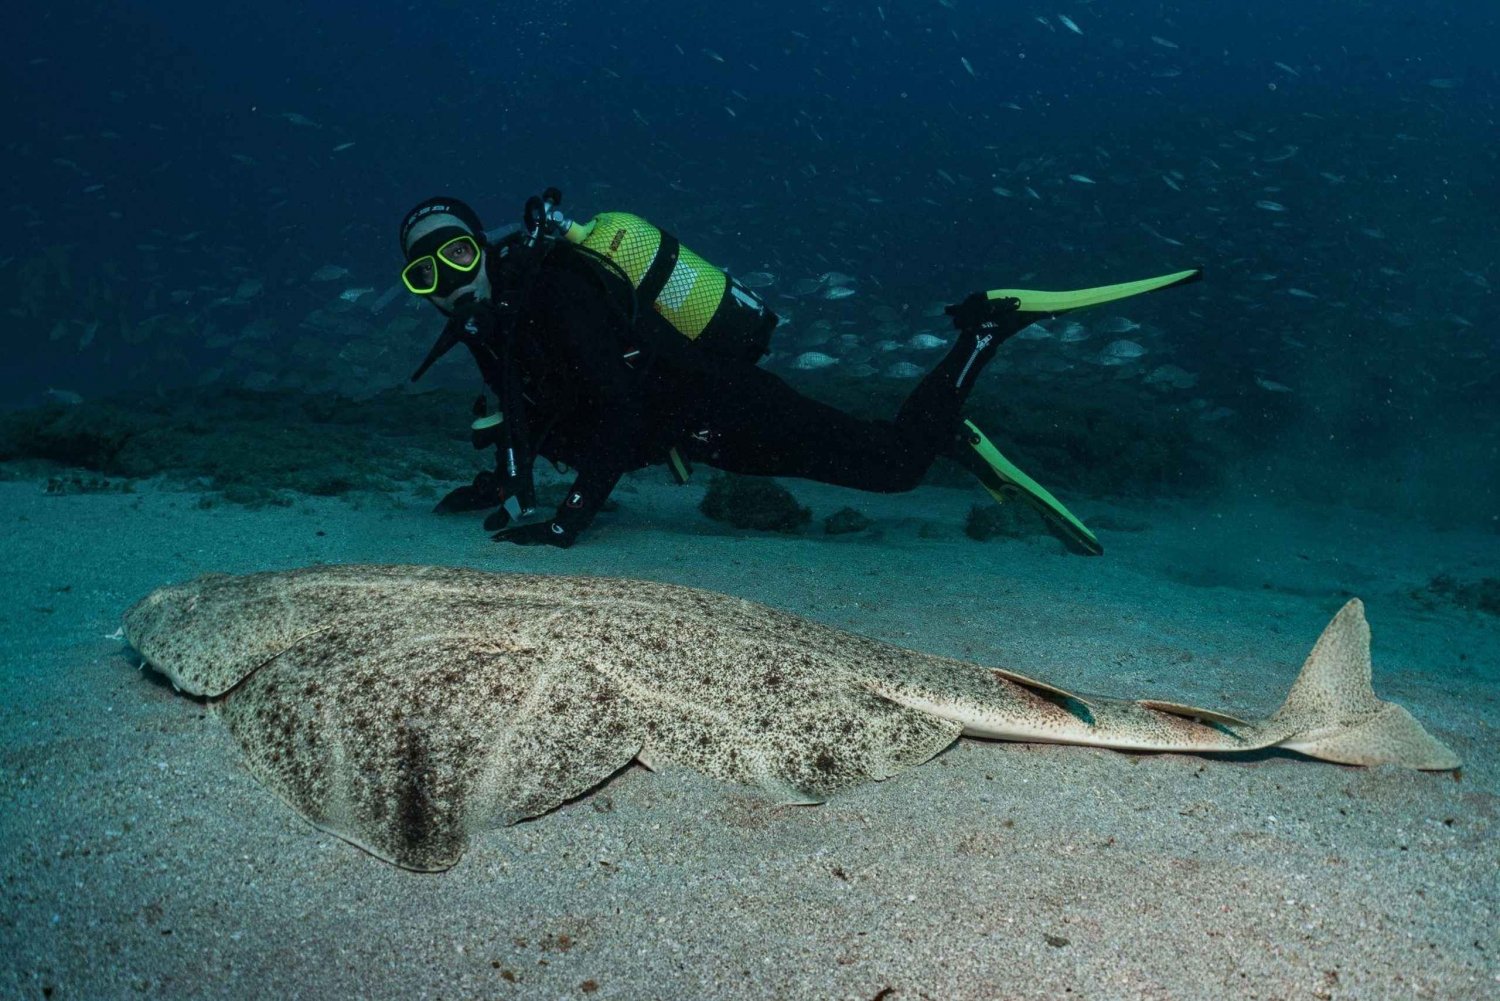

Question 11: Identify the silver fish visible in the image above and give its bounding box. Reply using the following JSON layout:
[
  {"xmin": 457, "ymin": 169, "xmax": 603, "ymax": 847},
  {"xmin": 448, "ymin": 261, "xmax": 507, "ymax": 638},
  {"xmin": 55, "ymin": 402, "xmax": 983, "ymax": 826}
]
[
  {"xmin": 1144, "ymin": 365, "xmax": 1198, "ymax": 390},
  {"xmin": 311, "ymin": 265, "xmax": 350, "ymax": 282},
  {"xmin": 738, "ymin": 271, "xmax": 777, "ymax": 289},
  {"xmin": 1057, "ymin": 321, "xmax": 1089, "ymax": 343},
  {"xmin": 1098, "ymin": 316, "xmax": 1141, "ymax": 334},
  {"xmin": 1097, "ymin": 339, "xmax": 1147, "ymax": 365},
  {"xmin": 791, "ymin": 351, "xmax": 839, "ymax": 370}
]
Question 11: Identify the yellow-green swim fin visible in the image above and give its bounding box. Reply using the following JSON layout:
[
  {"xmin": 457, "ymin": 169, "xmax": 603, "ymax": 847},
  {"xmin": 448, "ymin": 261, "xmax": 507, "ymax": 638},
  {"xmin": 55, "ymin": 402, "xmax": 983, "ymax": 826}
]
[
  {"xmin": 987, "ymin": 267, "xmax": 1202, "ymax": 319},
  {"xmin": 958, "ymin": 419, "xmax": 1102, "ymax": 556}
]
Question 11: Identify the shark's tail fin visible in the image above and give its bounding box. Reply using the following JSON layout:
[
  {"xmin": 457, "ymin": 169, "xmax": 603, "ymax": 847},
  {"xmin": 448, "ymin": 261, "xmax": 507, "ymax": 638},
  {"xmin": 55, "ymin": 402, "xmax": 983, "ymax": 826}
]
[{"xmin": 1270, "ymin": 600, "xmax": 1459, "ymax": 770}]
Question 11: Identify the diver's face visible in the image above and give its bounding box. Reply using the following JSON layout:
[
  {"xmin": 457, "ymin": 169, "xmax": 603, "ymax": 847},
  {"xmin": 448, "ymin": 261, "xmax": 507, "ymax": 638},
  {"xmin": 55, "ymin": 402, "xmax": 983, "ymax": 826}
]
[
  {"xmin": 402, "ymin": 221, "xmax": 491, "ymax": 314},
  {"xmin": 429, "ymin": 250, "xmax": 491, "ymax": 314}
]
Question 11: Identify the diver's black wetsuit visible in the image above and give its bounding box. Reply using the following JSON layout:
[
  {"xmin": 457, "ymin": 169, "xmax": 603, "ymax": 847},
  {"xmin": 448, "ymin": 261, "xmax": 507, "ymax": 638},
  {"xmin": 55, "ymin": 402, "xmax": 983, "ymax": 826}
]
[{"xmin": 461, "ymin": 244, "xmax": 1002, "ymax": 545}]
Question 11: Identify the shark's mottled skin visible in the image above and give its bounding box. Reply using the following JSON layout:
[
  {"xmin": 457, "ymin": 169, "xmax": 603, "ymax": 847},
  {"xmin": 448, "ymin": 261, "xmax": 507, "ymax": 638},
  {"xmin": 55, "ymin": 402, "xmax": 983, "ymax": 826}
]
[{"xmin": 124, "ymin": 565, "xmax": 1458, "ymax": 871}]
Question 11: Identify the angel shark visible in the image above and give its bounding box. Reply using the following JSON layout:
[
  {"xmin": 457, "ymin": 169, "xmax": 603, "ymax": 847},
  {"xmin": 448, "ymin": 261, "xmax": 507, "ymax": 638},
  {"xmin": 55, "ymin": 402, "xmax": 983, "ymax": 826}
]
[{"xmin": 124, "ymin": 565, "xmax": 1459, "ymax": 871}]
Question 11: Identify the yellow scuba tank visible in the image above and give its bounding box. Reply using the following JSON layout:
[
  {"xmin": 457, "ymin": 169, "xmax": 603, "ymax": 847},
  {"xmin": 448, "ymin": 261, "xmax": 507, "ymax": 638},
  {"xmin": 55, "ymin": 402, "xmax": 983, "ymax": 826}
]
[{"xmin": 556, "ymin": 209, "xmax": 778, "ymax": 363}]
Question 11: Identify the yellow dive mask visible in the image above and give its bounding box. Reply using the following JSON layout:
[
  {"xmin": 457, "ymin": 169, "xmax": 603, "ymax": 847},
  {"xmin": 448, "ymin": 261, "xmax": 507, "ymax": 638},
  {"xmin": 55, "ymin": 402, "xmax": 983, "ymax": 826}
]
[{"xmin": 401, "ymin": 234, "xmax": 481, "ymax": 295}]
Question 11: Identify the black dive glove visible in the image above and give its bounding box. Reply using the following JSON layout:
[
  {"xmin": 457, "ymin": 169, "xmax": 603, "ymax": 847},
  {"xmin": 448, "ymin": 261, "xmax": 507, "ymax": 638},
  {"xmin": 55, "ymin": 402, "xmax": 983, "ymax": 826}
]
[
  {"xmin": 944, "ymin": 294, "xmax": 1029, "ymax": 339},
  {"xmin": 492, "ymin": 520, "xmax": 576, "ymax": 548}
]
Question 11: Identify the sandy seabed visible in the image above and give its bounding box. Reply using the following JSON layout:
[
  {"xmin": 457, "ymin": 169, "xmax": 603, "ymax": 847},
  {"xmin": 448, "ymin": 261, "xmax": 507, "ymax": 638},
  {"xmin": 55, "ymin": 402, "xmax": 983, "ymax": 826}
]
[{"xmin": 0, "ymin": 471, "xmax": 1494, "ymax": 1001}]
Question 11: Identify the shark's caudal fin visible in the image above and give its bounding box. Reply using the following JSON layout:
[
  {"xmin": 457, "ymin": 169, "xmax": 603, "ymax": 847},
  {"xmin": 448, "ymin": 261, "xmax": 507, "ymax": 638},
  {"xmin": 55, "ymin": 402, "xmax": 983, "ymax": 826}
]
[{"xmin": 1270, "ymin": 600, "xmax": 1459, "ymax": 770}]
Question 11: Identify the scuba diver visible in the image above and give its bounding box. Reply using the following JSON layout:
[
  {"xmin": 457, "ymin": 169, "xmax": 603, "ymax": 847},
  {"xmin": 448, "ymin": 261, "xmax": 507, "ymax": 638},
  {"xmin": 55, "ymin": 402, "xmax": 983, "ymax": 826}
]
[{"xmin": 400, "ymin": 189, "xmax": 1200, "ymax": 553}]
